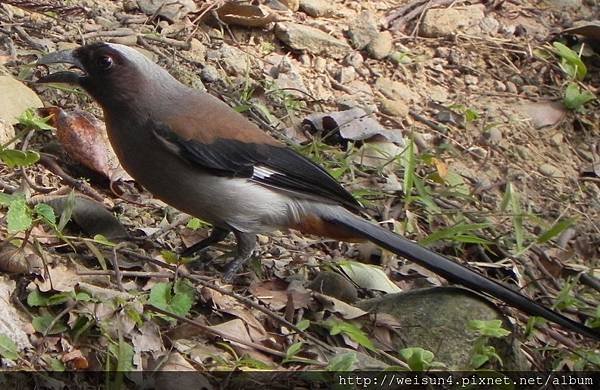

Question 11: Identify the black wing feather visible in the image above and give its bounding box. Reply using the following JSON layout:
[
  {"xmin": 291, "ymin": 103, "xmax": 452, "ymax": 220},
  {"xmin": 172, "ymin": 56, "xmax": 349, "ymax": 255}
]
[{"xmin": 152, "ymin": 122, "xmax": 361, "ymax": 210}]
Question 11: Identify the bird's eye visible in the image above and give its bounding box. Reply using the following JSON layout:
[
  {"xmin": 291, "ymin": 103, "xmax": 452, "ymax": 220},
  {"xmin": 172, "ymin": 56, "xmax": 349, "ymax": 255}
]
[{"xmin": 96, "ymin": 55, "xmax": 113, "ymax": 71}]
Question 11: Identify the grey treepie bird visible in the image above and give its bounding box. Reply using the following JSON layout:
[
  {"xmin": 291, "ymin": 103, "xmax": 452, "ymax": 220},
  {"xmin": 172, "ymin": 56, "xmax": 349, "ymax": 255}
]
[{"xmin": 36, "ymin": 42, "xmax": 600, "ymax": 341}]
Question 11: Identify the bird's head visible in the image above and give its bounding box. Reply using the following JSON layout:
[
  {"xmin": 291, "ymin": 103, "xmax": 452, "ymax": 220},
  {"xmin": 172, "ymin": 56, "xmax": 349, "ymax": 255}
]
[{"xmin": 37, "ymin": 42, "xmax": 178, "ymax": 109}]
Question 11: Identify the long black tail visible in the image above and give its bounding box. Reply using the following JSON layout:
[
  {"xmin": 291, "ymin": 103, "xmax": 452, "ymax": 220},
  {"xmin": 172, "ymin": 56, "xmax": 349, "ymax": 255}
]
[{"xmin": 326, "ymin": 211, "xmax": 600, "ymax": 341}]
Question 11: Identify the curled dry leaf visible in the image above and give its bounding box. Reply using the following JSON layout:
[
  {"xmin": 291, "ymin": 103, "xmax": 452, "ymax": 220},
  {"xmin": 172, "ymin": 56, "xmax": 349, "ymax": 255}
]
[
  {"xmin": 0, "ymin": 242, "xmax": 43, "ymax": 274},
  {"xmin": 155, "ymin": 352, "xmax": 213, "ymax": 390},
  {"xmin": 216, "ymin": 2, "xmax": 276, "ymax": 28},
  {"xmin": 303, "ymin": 107, "xmax": 405, "ymax": 144},
  {"xmin": 39, "ymin": 107, "xmax": 133, "ymax": 183},
  {"xmin": 313, "ymin": 292, "xmax": 367, "ymax": 319},
  {"xmin": 249, "ymin": 279, "xmax": 311, "ymax": 311}
]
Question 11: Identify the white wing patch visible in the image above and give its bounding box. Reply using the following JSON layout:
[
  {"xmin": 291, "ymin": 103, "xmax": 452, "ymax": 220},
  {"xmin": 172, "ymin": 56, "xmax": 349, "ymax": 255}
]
[{"xmin": 252, "ymin": 165, "xmax": 278, "ymax": 180}]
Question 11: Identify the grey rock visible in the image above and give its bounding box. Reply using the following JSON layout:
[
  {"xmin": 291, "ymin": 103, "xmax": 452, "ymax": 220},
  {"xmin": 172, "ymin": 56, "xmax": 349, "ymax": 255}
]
[
  {"xmin": 137, "ymin": 0, "xmax": 197, "ymax": 22},
  {"xmin": 337, "ymin": 66, "xmax": 356, "ymax": 84},
  {"xmin": 366, "ymin": 31, "xmax": 393, "ymax": 60},
  {"xmin": 200, "ymin": 65, "xmax": 220, "ymax": 83},
  {"xmin": 357, "ymin": 287, "xmax": 529, "ymax": 370},
  {"xmin": 344, "ymin": 52, "xmax": 364, "ymax": 69},
  {"xmin": 275, "ymin": 22, "xmax": 350, "ymax": 59},
  {"xmin": 494, "ymin": 80, "xmax": 507, "ymax": 92},
  {"xmin": 420, "ymin": 4, "xmax": 485, "ymax": 38},
  {"xmin": 506, "ymin": 81, "xmax": 518, "ymax": 93},
  {"xmin": 465, "ymin": 74, "xmax": 479, "ymax": 85},
  {"xmin": 272, "ymin": 57, "xmax": 309, "ymax": 98},
  {"xmin": 314, "ymin": 57, "xmax": 327, "ymax": 72},
  {"xmin": 485, "ymin": 127, "xmax": 502, "ymax": 144},
  {"xmin": 299, "ymin": 0, "xmax": 332, "ymax": 17},
  {"xmin": 207, "ymin": 44, "xmax": 251, "ymax": 75},
  {"xmin": 550, "ymin": 133, "xmax": 564, "ymax": 146},
  {"xmin": 546, "ymin": 0, "xmax": 582, "ymax": 8},
  {"xmin": 479, "ymin": 16, "xmax": 500, "ymax": 34},
  {"xmin": 0, "ymin": 76, "xmax": 43, "ymax": 125},
  {"xmin": 429, "ymin": 85, "xmax": 449, "ymax": 103},
  {"xmin": 347, "ymin": 11, "xmax": 379, "ymax": 49},
  {"xmin": 516, "ymin": 145, "xmax": 530, "ymax": 159}
]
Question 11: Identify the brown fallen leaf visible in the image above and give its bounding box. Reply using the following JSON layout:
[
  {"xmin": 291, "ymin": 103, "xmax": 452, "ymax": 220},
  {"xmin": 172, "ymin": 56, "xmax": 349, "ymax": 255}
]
[
  {"xmin": 62, "ymin": 349, "xmax": 89, "ymax": 370},
  {"xmin": 0, "ymin": 242, "xmax": 44, "ymax": 274},
  {"xmin": 39, "ymin": 107, "xmax": 132, "ymax": 183},
  {"xmin": 216, "ymin": 2, "xmax": 276, "ymax": 28}
]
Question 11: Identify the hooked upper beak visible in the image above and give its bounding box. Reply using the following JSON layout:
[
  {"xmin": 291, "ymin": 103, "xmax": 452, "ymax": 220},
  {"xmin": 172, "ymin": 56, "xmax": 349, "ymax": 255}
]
[{"xmin": 36, "ymin": 49, "xmax": 85, "ymax": 85}]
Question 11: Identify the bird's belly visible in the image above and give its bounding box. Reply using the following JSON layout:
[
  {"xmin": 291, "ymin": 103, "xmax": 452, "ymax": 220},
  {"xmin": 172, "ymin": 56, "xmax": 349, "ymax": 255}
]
[{"xmin": 121, "ymin": 150, "xmax": 294, "ymax": 232}]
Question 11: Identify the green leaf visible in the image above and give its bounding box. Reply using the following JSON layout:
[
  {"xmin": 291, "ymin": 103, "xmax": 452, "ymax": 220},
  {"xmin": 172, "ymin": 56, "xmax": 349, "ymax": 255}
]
[
  {"xmin": 47, "ymin": 292, "xmax": 74, "ymax": 306},
  {"xmin": 47, "ymin": 357, "xmax": 66, "ymax": 371},
  {"xmin": 326, "ymin": 352, "xmax": 357, "ymax": 371},
  {"xmin": 296, "ymin": 319, "xmax": 310, "ymax": 331},
  {"xmin": 32, "ymin": 315, "xmax": 68, "ymax": 335},
  {"xmin": 537, "ymin": 218, "xmax": 575, "ymax": 244},
  {"xmin": 563, "ymin": 82, "xmax": 596, "ymax": 111},
  {"xmin": 92, "ymin": 234, "xmax": 115, "ymax": 247},
  {"xmin": 285, "ymin": 342, "xmax": 304, "ymax": 359},
  {"xmin": 0, "ymin": 149, "xmax": 40, "ymax": 168},
  {"xmin": 109, "ymin": 340, "xmax": 134, "ymax": 372},
  {"xmin": 186, "ymin": 217, "xmax": 204, "ymax": 230},
  {"xmin": 465, "ymin": 108, "xmax": 479, "ymax": 122},
  {"xmin": 27, "ymin": 289, "xmax": 49, "ymax": 307},
  {"xmin": 160, "ymin": 250, "xmax": 179, "ymax": 264},
  {"xmin": 420, "ymin": 222, "xmax": 491, "ymax": 246},
  {"xmin": 57, "ymin": 191, "xmax": 75, "ymax": 232},
  {"xmin": 17, "ymin": 108, "xmax": 55, "ymax": 131},
  {"xmin": 0, "ymin": 334, "xmax": 19, "ymax": 361},
  {"xmin": 468, "ymin": 319, "xmax": 511, "ymax": 338},
  {"xmin": 399, "ymin": 347, "xmax": 435, "ymax": 371},
  {"xmin": 7, "ymin": 197, "xmax": 32, "ymax": 233},
  {"xmin": 470, "ymin": 353, "xmax": 490, "ymax": 368},
  {"xmin": 0, "ymin": 192, "xmax": 14, "ymax": 206},
  {"xmin": 552, "ymin": 42, "xmax": 587, "ymax": 80},
  {"xmin": 34, "ymin": 203, "xmax": 57, "ymax": 227},
  {"xmin": 402, "ymin": 139, "xmax": 416, "ymax": 207},
  {"xmin": 324, "ymin": 320, "xmax": 375, "ymax": 351},
  {"xmin": 149, "ymin": 280, "xmax": 195, "ymax": 317}
]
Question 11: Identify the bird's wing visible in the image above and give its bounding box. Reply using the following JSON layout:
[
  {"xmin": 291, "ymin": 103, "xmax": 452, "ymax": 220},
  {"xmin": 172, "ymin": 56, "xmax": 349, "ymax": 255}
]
[{"xmin": 151, "ymin": 120, "xmax": 362, "ymax": 210}]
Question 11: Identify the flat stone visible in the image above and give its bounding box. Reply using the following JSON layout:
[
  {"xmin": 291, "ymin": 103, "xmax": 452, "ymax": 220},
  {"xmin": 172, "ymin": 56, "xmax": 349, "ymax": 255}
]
[
  {"xmin": 0, "ymin": 76, "xmax": 43, "ymax": 125},
  {"xmin": 337, "ymin": 66, "xmax": 356, "ymax": 84},
  {"xmin": 366, "ymin": 31, "xmax": 393, "ymax": 60},
  {"xmin": 420, "ymin": 4, "xmax": 485, "ymax": 38},
  {"xmin": 539, "ymin": 163, "xmax": 564, "ymax": 178},
  {"xmin": 137, "ymin": 0, "xmax": 197, "ymax": 22},
  {"xmin": 0, "ymin": 119, "xmax": 15, "ymax": 145},
  {"xmin": 200, "ymin": 65, "xmax": 220, "ymax": 83},
  {"xmin": 344, "ymin": 51, "xmax": 364, "ymax": 68},
  {"xmin": 299, "ymin": 0, "xmax": 332, "ymax": 17},
  {"xmin": 375, "ymin": 77, "xmax": 417, "ymax": 102},
  {"xmin": 347, "ymin": 11, "xmax": 379, "ymax": 49},
  {"xmin": 379, "ymin": 97, "xmax": 409, "ymax": 118},
  {"xmin": 275, "ymin": 22, "xmax": 350, "ymax": 58}
]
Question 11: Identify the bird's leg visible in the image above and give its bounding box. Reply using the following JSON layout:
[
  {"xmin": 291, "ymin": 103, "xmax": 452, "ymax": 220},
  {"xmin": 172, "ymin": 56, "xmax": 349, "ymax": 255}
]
[
  {"xmin": 180, "ymin": 227, "xmax": 230, "ymax": 257},
  {"xmin": 222, "ymin": 231, "xmax": 257, "ymax": 281}
]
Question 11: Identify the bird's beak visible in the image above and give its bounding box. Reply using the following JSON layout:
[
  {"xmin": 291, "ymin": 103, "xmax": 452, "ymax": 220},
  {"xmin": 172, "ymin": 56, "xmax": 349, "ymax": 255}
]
[{"xmin": 36, "ymin": 49, "xmax": 85, "ymax": 85}]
